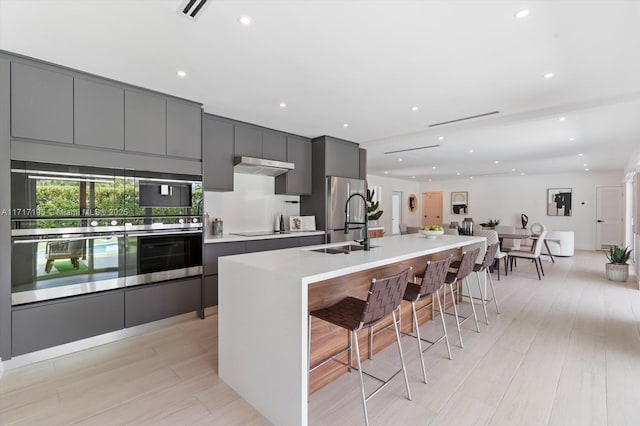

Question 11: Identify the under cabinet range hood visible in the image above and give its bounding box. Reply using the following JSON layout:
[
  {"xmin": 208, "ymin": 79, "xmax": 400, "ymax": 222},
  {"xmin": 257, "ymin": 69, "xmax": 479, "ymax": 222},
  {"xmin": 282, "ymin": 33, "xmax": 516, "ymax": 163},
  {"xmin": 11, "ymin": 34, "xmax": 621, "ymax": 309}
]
[{"xmin": 233, "ymin": 156, "xmax": 294, "ymax": 176}]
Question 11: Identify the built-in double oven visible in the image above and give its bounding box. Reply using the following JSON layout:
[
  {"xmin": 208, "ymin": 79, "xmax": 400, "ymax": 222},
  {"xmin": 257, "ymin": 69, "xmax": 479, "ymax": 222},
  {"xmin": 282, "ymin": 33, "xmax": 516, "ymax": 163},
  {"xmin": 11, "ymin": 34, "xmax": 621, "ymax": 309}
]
[{"xmin": 10, "ymin": 161, "xmax": 203, "ymax": 305}]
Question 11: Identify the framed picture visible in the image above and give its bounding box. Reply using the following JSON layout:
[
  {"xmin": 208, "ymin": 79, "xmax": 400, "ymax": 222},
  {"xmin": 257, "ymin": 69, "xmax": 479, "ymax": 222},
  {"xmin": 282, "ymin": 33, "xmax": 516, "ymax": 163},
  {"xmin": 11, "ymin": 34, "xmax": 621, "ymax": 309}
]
[
  {"xmin": 408, "ymin": 194, "xmax": 417, "ymax": 212},
  {"xmin": 451, "ymin": 191, "xmax": 468, "ymax": 215},
  {"xmin": 547, "ymin": 188, "xmax": 572, "ymax": 216}
]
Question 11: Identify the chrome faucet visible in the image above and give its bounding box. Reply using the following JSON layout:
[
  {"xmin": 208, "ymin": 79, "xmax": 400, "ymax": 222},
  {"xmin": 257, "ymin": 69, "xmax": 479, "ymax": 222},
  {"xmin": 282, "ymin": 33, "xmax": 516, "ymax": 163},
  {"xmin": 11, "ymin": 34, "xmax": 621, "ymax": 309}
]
[{"xmin": 344, "ymin": 193, "xmax": 370, "ymax": 251}]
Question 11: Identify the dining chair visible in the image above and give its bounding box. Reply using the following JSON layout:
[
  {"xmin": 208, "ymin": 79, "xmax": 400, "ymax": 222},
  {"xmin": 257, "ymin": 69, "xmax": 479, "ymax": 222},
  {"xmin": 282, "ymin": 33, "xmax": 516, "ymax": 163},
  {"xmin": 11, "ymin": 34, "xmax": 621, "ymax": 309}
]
[
  {"xmin": 507, "ymin": 230, "xmax": 548, "ymax": 280},
  {"xmin": 474, "ymin": 229, "xmax": 507, "ymax": 279}
]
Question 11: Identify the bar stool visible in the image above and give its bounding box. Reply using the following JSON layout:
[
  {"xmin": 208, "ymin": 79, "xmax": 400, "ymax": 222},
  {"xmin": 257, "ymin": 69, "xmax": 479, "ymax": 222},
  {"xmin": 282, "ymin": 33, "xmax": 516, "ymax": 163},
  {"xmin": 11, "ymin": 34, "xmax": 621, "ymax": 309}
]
[
  {"xmin": 443, "ymin": 248, "xmax": 481, "ymax": 348},
  {"xmin": 402, "ymin": 255, "xmax": 454, "ymax": 383},
  {"xmin": 308, "ymin": 267, "xmax": 412, "ymax": 426},
  {"xmin": 467, "ymin": 242, "xmax": 501, "ymax": 325}
]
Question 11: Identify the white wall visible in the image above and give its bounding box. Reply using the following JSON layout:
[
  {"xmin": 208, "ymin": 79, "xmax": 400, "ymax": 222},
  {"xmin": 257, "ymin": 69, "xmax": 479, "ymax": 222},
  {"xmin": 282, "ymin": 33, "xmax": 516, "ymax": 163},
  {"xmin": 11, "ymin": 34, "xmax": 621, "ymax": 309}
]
[
  {"xmin": 367, "ymin": 175, "xmax": 421, "ymax": 234},
  {"xmin": 417, "ymin": 170, "xmax": 625, "ymax": 250},
  {"xmin": 204, "ymin": 173, "xmax": 300, "ymax": 233}
]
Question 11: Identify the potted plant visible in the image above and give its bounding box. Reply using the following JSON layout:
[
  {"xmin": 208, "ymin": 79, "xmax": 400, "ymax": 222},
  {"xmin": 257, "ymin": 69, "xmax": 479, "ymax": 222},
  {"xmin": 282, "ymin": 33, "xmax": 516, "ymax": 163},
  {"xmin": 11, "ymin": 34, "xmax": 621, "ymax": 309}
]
[
  {"xmin": 605, "ymin": 245, "xmax": 633, "ymax": 282},
  {"xmin": 366, "ymin": 188, "xmax": 383, "ymax": 225},
  {"xmin": 479, "ymin": 218, "xmax": 500, "ymax": 229}
]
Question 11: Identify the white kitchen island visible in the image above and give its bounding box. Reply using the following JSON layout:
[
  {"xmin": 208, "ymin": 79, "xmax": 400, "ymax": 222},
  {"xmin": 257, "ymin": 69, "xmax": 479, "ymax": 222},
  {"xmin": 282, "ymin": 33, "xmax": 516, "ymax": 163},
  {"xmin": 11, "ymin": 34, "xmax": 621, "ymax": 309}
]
[{"xmin": 218, "ymin": 233, "xmax": 486, "ymax": 426}]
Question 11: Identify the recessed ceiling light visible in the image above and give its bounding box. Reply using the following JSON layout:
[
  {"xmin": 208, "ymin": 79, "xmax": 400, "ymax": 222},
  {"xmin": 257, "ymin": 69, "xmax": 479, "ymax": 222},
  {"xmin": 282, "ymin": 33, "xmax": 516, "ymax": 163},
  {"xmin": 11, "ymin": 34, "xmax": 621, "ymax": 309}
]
[
  {"xmin": 412, "ymin": 176, "xmax": 416, "ymax": 179},
  {"xmin": 398, "ymin": 158, "xmax": 403, "ymax": 162},
  {"xmin": 469, "ymin": 149, "xmax": 474, "ymax": 153},
  {"xmin": 583, "ymin": 163, "xmax": 588, "ymax": 167},
  {"xmin": 494, "ymin": 160, "xmax": 500, "ymax": 164},
  {"xmin": 512, "ymin": 168, "xmax": 516, "ymax": 172},
  {"xmin": 521, "ymin": 172, "xmax": 525, "ymax": 175},
  {"xmin": 432, "ymin": 166, "xmax": 436, "ymax": 169},
  {"xmin": 578, "ymin": 153, "xmax": 583, "ymax": 157},
  {"xmin": 544, "ymin": 73, "xmax": 554, "ymax": 79},
  {"xmin": 176, "ymin": 70, "xmax": 187, "ymax": 78},
  {"xmin": 279, "ymin": 103, "xmax": 286, "ymax": 108},
  {"xmin": 438, "ymin": 136, "xmax": 444, "ymax": 140},
  {"xmin": 456, "ymin": 172, "xmax": 461, "ymax": 176},
  {"xmin": 515, "ymin": 9, "xmax": 529, "ymax": 18},
  {"xmin": 428, "ymin": 178, "xmax": 432, "ymax": 182},
  {"xmin": 469, "ymin": 176, "xmax": 473, "ymax": 180},
  {"xmin": 559, "ymin": 116, "xmax": 567, "ymax": 121},
  {"xmin": 384, "ymin": 170, "xmax": 388, "ymax": 174},
  {"xmin": 411, "ymin": 106, "xmax": 419, "ymax": 111},
  {"xmin": 343, "ymin": 123, "xmax": 349, "ymax": 128},
  {"xmin": 239, "ymin": 15, "xmax": 252, "ymax": 25},
  {"xmin": 569, "ymin": 137, "xmax": 575, "ymax": 141},
  {"xmin": 585, "ymin": 168, "xmax": 590, "ymax": 171}
]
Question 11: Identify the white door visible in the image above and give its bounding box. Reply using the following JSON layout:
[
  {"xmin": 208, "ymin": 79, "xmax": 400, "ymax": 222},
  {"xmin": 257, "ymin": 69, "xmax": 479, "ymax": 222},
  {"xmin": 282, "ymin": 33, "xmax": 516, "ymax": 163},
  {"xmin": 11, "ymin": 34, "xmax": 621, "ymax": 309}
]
[
  {"xmin": 596, "ymin": 186, "xmax": 624, "ymax": 250},
  {"xmin": 391, "ymin": 191, "xmax": 401, "ymax": 234}
]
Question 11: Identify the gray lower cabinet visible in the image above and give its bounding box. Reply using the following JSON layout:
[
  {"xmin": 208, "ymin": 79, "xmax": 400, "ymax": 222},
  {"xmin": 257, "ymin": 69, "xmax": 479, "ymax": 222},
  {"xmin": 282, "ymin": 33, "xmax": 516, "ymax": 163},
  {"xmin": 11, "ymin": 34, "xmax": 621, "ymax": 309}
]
[
  {"xmin": 11, "ymin": 62, "xmax": 74, "ymax": 144},
  {"xmin": 11, "ymin": 291, "xmax": 125, "ymax": 356},
  {"xmin": 246, "ymin": 237, "xmax": 300, "ymax": 253},
  {"xmin": 167, "ymin": 99, "xmax": 202, "ymax": 159},
  {"xmin": 204, "ymin": 275, "xmax": 218, "ymax": 308},
  {"xmin": 74, "ymin": 77, "xmax": 125, "ymax": 150},
  {"xmin": 234, "ymin": 123, "xmax": 262, "ymax": 158},
  {"xmin": 125, "ymin": 278, "xmax": 202, "ymax": 328},
  {"xmin": 204, "ymin": 241, "xmax": 247, "ymax": 275},
  {"xmin": 299, "ymin": 234, "xmax": 326, "ymax": 246},
  {"xmin": 262, "ymin": 130, "xmax": 287, "ymax": 161},
  {"xmin": 323, "ymin": 137, "xmax": 360, "ymax": 179},
  {"xmin": 203, "ymin": 114, "xmax": 234, "ymax": 191},
  {"xmin": 124, "ymin": 90, "xmax": 166, "ymax": 155},
  {"xmin": 276, "ymin": 136, "xmax": 312, "ymax": 195}
]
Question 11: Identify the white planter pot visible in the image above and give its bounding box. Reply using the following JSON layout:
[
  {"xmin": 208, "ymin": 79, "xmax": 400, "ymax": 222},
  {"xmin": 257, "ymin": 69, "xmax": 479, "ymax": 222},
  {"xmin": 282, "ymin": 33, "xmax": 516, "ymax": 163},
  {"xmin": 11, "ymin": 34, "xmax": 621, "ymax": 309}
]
[{"xmin": 606, "ymin": 263, "xmax": 629, "ymax": 282}]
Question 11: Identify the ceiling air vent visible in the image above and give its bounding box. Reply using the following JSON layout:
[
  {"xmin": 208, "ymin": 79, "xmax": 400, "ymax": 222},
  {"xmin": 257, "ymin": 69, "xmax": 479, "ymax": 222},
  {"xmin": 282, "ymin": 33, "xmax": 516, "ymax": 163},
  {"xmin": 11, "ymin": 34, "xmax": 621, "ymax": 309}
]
[
  {"xmin": 180, "ymin": 0, "xmax": 210, "ymax": 21},
  {"xmin": 428, "ymin": 111, "xmax": 500, "ymax": 127}
]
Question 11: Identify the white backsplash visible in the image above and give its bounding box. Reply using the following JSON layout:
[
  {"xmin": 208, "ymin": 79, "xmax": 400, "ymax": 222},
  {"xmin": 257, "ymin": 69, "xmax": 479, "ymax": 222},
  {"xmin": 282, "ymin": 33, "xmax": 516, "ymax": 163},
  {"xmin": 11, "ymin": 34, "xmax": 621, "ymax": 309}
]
[{"xmin": 204, "ymin": 173, "xmax": 301, "ymax": 233}]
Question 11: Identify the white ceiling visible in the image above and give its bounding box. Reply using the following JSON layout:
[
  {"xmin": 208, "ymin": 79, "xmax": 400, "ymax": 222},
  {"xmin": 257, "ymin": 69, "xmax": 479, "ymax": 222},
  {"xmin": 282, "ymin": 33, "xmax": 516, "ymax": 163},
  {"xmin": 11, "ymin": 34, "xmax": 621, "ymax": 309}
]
[{"xmin": 1, "ymin": 0, "xmax": 639, "ymax": 180}]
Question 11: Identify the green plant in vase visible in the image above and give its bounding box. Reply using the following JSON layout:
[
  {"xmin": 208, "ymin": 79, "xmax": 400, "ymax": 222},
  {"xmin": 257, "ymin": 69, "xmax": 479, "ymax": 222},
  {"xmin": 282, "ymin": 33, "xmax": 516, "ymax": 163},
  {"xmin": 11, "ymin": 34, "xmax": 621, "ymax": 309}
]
[
  {"xmin": 366, "ymin": 188, "xmax": 383, "ymax": 222},
  {"xmin": 605, "ymin": 245, "xmax": 632, "ymax": 282}
]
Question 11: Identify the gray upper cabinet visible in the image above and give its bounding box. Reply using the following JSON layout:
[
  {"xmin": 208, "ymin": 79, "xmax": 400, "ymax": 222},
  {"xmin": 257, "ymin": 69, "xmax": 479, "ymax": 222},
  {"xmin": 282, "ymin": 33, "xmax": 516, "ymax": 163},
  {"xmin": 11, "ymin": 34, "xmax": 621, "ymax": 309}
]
[
  {"xmin": 203, "ymin": 114, "xmax": 234, "ymax": 191},
  {"xmin": 262, "ymin": 130, "xmax": 287, "ymax": 161},
  {"xmin": 74, "ymin": 77, "xmax": 125, "ymax": 150},
  {"xmin": 234, "ymin": 124, "xmax": 262, "ymax": 158},
  {"xmin": 359, "ymin": 148, "xmax": 367, "ymax": 180},
  {"xmin": 167, "ymin": 100, "xmax": 202, "ymax": 159},
  {"xmin": 124, "ymin": 90, "xmax": 166, "ymax": 155},
  {"xmin": 324, "ymin": 137, "xmax": 360, "ymax": 179},
  {"xmin": 275, "ymin": 136, "xmax": 312, "ymax": 195},
  {"xmin": 11, "ymin": 62, "xmax": 73, "ymax": 144}
]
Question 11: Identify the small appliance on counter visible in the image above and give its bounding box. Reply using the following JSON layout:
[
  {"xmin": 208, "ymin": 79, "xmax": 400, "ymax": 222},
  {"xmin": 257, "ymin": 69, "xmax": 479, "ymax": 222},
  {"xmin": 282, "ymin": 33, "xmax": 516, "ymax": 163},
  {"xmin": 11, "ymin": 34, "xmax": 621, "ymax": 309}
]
[{"xmin": 211, "ymin": 218, "xmax": 223, "ymax": 237}]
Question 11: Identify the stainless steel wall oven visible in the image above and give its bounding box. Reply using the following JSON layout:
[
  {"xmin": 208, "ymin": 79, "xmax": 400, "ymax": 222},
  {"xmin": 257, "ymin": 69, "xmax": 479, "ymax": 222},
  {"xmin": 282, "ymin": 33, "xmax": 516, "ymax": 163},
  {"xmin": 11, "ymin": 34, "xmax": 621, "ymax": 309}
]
[{"xmin": 10, "ymin": 161, "xmax": 203, "ymax": 305}]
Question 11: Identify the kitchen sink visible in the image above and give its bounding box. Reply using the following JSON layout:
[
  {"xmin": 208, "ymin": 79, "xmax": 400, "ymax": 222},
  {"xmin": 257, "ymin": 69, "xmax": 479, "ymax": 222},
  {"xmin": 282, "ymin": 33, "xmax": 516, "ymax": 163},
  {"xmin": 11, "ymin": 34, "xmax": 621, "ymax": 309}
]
[{"xmin": 309, "ymin": 244, "xmax": 377, "ymax": 254}]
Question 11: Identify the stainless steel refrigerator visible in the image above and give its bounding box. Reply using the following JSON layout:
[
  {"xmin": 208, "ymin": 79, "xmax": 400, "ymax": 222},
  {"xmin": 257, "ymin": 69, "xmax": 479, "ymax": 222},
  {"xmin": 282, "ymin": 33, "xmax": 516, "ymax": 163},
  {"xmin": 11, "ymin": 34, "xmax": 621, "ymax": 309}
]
[{"xmin": 326, "ymin": 176, "xmax": 367, "ymax": 243}]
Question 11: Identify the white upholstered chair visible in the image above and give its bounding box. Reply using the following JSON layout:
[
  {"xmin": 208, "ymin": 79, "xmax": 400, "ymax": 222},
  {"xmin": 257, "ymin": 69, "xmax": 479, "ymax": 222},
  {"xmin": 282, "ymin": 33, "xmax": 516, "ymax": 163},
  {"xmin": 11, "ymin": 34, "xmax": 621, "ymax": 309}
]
[
  {"xmin": 474, "ymin": 229, "xmax": 508, "ymax": 279},
  {"xmin": 507, "ymin": 230, "xmax": 548, "ymax": 280}
]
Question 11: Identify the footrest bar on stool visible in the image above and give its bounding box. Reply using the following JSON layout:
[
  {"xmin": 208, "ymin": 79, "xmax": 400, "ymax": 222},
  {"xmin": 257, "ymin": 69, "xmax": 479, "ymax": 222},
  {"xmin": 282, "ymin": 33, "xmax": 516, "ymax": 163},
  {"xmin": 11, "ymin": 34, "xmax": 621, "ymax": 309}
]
[{"xmin": 309, "ymin": 345, "xmax": 351, "ymax": 373}]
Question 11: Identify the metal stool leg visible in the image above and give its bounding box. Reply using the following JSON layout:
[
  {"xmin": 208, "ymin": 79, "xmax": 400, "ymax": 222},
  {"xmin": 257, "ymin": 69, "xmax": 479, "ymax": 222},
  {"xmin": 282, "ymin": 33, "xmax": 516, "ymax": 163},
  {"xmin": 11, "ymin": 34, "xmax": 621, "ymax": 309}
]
[
  {"xmin": 464, "ymin": 277, "xmax": 481, "ymax": 333},
  {"xmin": 486, "ymin": 268, "xmax": 500, "ymax": 314},
  {"xmin": 307, "ymin": 315, "xmax": 312, "ymax": 402},
  {"xmin": 392, "ymin": 310, "xmax": 412, "ymax": 401},
  {"xmin": 412, "ymin": 301, "xmax": 427, "ymax": 383},
  {"xmin": 435, "ymin": 288, "xmax": 453, "ymax": 360},
  {"xmin": 353, "ymin": 329, "xmax": 369, "ymax": 426},
  {"xmin": 475, "ymin": 270, "xmax": 490, "ymax": 325},
  {"xmin": 448, "ymin": 282, "xmax": 464, "ymax": 348}
]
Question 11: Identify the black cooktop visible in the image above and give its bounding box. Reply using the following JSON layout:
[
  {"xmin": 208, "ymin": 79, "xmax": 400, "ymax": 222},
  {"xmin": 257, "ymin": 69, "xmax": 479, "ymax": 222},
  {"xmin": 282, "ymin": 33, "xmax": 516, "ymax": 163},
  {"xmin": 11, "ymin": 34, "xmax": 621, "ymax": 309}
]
[{"xmin": 230, "ymin": 231, "xmax": 290, "ymax": 237}]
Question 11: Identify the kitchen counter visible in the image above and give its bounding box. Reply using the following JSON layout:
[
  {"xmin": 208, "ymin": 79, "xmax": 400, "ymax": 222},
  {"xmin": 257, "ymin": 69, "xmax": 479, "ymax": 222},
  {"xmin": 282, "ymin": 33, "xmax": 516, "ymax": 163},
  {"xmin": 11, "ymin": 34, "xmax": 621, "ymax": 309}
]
[
  {"xmin": 218, "ymin": 233, "xmax": 486, "ymax": 426},
  {"xmin": 204, "ymin": 230, "xmax": 325, "ymax": 244}
]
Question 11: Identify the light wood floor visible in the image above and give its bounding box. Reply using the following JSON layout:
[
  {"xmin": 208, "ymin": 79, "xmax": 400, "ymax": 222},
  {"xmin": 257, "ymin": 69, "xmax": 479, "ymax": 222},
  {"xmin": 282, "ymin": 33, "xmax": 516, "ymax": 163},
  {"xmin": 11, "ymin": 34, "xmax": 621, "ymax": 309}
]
[{"xmin": 1, "ymin": 250, "xmax": 639, "ymax": 425}]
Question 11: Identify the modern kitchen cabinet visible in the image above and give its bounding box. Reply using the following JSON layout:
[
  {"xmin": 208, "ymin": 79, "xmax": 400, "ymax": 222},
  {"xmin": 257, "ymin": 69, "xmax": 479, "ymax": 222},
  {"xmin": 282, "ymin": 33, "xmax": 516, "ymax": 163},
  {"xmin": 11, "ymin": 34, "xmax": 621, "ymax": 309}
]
[
  {"xmin": 324, "ymin": 136, "xmax": 360, "ymax": 179},
  {"xmin": 203, "ymin": 235, "xmax": 325, "ymax": 308},
  {"xmin": 275, "ymin": 135, "xmax": 312, "ymax": 195},
  {"xmin": 167, "ymin": 99, "xmax": 202, "ymax": 159},
  {"xmin": 11, "ymin": 290, "xmax": 125, "ymax": 356},
  {"xmin": 234, "ymin": 123, "xmax": 262, "ymax": 158},
  {"xmin": 124, "ymin": 90, "xmax": 167, "ymax": 155},
  {"xmin": 11, "ymin": 62, "xmax": 74, "ymax": 144},
  {"xmin": 203, "ymin": 114, "xmax": 234, "ymax": 191},
  {"xmin": 359, "ymin": 148, "xmax": 367, "ymax": 180},
  {"xmin": 74, "ymin": 77, "xmax": 125, "ymax": 150},
  {"xmin": 262, "ymin": 130, "xmax": 287, "ymax": 161},
  {"xmin": 124, "ymin": 277, "xmax": 202, "ymax": 327}
]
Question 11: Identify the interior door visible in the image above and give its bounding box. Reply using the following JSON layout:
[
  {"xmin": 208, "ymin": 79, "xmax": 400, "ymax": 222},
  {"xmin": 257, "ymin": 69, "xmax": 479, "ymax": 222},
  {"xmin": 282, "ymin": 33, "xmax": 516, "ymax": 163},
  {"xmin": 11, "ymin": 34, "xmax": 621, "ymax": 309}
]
[
  {"xmin": 421, "ymin": 192, "xmax": 443, "ymax": 226},
  {"xmin": 391, "ymin": 191, "xmax": 401, "ymax": 234},
  {"xmin": 596, "ymin": 186, "xmax": 624, "ymax": 250}
]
